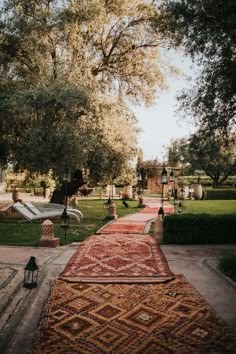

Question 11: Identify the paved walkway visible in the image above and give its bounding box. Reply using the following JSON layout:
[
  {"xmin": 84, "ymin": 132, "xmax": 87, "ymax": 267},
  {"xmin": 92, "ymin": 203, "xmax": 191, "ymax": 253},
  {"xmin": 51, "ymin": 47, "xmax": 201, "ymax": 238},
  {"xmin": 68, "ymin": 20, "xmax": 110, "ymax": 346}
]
[{"xmin": 0, "ymin": 196, "xmax": 236, "ymax": 353}]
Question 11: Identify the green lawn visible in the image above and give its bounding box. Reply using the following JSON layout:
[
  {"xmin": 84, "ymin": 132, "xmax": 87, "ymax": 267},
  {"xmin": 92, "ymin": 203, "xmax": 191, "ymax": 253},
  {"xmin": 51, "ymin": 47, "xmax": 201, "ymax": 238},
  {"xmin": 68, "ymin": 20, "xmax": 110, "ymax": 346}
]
[
  {"xmin": 179, "ymin": 200, "xmax": 236, "ymax": 214},
  {"xmin": 0, "ymin": 199, "xmax": 141, "ymax": 247}
]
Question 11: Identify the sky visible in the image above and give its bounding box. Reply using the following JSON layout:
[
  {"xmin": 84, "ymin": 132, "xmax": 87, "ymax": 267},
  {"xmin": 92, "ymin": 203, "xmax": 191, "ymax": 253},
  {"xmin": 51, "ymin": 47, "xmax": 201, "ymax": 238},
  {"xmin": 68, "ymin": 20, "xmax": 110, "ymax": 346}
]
[{"xmin": 132, "ymin": 50, "xmax": 198, "ymax": 161}]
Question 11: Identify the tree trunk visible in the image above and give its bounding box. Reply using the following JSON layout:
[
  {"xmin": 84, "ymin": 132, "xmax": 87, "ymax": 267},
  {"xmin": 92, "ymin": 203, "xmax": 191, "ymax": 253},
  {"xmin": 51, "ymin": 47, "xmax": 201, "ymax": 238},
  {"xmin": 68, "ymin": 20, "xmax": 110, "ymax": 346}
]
[{"xmin": 50, "ymin": 170, "xmax": 84, "ymax": 205}]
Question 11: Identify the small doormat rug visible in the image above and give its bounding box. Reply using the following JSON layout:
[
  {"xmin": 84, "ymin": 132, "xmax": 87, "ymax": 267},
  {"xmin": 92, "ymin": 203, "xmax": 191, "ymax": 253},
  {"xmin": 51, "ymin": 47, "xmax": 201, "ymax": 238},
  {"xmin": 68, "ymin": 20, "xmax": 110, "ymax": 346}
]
[
  {"xmin": 31, "ymin": 275, "xmax": 236, "ymax": 354},
  {"xmin": 59, "ymin": 234, "xmax": 173, "ymax": 283}
]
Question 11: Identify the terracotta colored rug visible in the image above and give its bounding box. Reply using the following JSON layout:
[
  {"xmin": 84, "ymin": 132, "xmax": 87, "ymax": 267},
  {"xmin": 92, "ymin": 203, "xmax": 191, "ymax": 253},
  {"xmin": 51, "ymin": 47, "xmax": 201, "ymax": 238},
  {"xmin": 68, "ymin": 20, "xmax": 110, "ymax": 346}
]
[
  {"xmin": 139, "ymin": 206, "xmax": 174, "ymax": 214},
  {"xmin": 59, "ymin": 234, "xmax": 173, "ymax": 283},
  {"xmin": 30, "ymin": 275, "xmax": 236, "ymax": 354},
  {"xmin": 98, "ymin": 221, "xmax": 146, "ymax": 234}
]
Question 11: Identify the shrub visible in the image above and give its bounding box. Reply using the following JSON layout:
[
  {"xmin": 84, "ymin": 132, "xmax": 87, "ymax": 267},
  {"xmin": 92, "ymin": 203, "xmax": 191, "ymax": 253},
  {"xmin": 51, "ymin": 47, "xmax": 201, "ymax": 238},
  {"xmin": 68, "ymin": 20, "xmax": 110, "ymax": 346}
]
[
  {"xmin": 205, "ymin": 189, "xmax": 236, "ymax": 200},
  {"xmin": 163, "ymin": 214, "xmax": 236, "ymax": 244},
  {"xmin": 218, "ymin": 254, "xmax": 236, "ymax": 282}
]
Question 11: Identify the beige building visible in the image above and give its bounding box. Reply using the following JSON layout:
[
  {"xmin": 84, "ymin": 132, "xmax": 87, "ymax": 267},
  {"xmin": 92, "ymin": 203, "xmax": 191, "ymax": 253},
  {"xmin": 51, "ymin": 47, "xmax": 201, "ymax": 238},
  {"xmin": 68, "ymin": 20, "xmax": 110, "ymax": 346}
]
[{"xmin": 138, "ymin": 161, "xmax": 181, "ymax": 196}]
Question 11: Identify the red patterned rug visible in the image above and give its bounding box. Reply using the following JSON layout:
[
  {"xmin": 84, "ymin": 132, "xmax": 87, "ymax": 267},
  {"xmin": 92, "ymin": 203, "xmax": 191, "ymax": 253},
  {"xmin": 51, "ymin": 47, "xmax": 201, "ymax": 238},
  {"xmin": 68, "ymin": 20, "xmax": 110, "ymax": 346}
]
[
  {"xmin": 30, "ymin": 275, "xmax": 236, "ymax": 354},
  {"xmin": 59, "ymin": 234, "xmax": 173, "ymax": 283},
  {"xmin": 99, "ymin": 222, "xmax": 146, "ymax": 234},
  {"xmin": 140, "ymin": 206, "xmax": 174, "ymax": 214}
]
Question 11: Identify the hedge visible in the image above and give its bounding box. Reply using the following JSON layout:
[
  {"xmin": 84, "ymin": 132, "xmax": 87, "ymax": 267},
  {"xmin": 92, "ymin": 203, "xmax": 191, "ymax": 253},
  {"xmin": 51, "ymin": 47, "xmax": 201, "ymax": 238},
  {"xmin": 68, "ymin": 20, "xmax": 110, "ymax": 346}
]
[
  {"xmin": 163, "ymin": 214, "xmax": 236, "ymax": 244},
  {"xmin": 218, "ymin": 254, "xmax": 236, "ymax": 282},
  {"xmin": 205, "ymin": 189, "xmax": 236, "ymax": 200}
]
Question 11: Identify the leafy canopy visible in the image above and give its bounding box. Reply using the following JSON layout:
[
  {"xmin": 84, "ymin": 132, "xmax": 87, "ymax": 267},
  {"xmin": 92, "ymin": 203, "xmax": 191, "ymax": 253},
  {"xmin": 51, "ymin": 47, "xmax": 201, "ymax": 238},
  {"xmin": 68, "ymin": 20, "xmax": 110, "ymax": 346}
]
[
  {"xmin": 0, "ymin": 0, "xmax": 173, "ymax": 180},
  {"xmin": 166, "ymin": 132, "xmax": 236, "ymax": 187},
  {"xmin": 155, "ymin": 0, "xmax": 236, "ymax": 134}
]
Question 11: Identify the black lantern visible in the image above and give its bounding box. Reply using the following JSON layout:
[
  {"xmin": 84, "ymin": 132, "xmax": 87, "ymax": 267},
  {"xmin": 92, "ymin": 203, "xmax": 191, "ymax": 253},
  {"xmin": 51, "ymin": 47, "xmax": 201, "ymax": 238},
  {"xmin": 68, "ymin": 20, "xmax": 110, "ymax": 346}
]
[
  {"xmin": 63, "ymin": 167, "xmax": 71, "ymax": 207},
  {"xmin": 23, "ymin": 256, "xmax": 38, "ymax": 289},
  {"xmin": 63, "ymin": 167, "xmax": 71, "ymax": 182},
  {"xmin": 169, "ymin": 168, "xmax": 176, "ymax": 212},
  {"xmin": 161, "ymin": 165, "xmax": 168, "ymax": 185},
  {"xmin": 180, "ymin": 187, "xmax": 185, "ymax": 200},
  {"xmin": 169, "ymin": 168, "xmax": 174, "ymax": 182},
  {"xmin": 178, "ymin": 202, "xmax": 183, "ymax": 213},
  {"xmin": 60, "ymin": 208, "xmax": 70, "ymax": 239},
  {"xmin": 159, "ymin": 164, "xmax": 168, "ymax": 218}
]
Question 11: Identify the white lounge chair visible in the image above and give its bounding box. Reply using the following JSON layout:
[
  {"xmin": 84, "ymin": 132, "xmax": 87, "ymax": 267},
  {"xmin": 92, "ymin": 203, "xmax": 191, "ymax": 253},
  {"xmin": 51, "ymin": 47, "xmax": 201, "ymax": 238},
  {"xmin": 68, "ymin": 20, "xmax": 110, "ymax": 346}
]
[
  {"xmin": 12, "ymin": 202, "xmax": 81, "ymax": 223},
  {"xmin": 24, "ymin": 201, "xmax": 83, "ymax": 220}
]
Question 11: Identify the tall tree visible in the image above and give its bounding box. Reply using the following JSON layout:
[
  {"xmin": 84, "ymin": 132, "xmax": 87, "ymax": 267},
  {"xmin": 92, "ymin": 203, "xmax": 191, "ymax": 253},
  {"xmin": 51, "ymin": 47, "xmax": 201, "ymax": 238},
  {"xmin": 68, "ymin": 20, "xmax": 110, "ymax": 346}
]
[
  {"xmin": 155, "ymin": 0, "xmax": 236, "ymax": 134},
  {"xmin": 166, "ymin": 133, "xmax": 236, "ymax": 187},
  {"xmin": 0, "ymin": 0, "xmax": 172, "ymax": 180}
]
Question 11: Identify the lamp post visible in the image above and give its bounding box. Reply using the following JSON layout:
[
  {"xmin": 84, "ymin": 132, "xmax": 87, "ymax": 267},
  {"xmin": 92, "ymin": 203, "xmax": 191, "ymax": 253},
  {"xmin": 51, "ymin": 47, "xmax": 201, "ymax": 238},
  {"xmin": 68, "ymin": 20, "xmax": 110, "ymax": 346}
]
[
  {"xmin": 63, "ymin": 167, "xmax": 71, "ymax": 207},
  {"xmin": 60, "ymin": 207, "xmax": 70, "ymax": 239},
  {"xmin": 159, "ymin": 163, "xmax": 168, "ymax": 218},
  {"xmin": 60, "ymin": 167, "xmax": 71, "ymax": 240},
  {"xmin": 169, "ymin": 167, "xmax": 176, "ymax": 213},
  {"xmin": 137, "ymin": 171, "xmax": 142, "ymax": 196},
  {"xmin": 111, "ymin": 174, "xmax": 116, "ymax": 200}
]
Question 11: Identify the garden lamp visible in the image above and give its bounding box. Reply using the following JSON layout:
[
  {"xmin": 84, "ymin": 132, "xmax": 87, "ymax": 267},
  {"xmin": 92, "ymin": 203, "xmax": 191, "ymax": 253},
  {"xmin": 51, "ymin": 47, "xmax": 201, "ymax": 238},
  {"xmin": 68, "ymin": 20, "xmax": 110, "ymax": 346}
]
[
  {"xmin": 169, "ymin": 167, "xmax": 176, "ymax": 212},
  {"xmin": 159, "ymin": 163, "xmax": 168, "ymax": 217},
  {"xmin": 161, "ymin": 164, "xmax": 168, "ymax": 185},
  {"xmin": 111, "ymin": 174, "xmax": 116, "ymax": 200},
  {"xmin": 23, "ymin": 256, "xmax": 38, "ymax": 289},
  {"xmin": 178, "ymin": 202, "xmax": 183, "ymax": 213},
  {"xmin": 63, "ymin": 167, "xmax": 71, "ymax": 207},
  {"xmin": 60, "ymin": 208, "xmax": 70, "ymax": 240},
  {"xmin": 180, "ymin": 187, "xmax": 185, "ymax": 200}
]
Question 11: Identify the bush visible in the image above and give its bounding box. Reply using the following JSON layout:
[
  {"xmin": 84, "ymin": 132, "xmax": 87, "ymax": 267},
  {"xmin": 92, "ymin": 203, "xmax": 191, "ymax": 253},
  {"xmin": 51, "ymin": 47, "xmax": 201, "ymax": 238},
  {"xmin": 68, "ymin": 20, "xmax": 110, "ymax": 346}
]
[
  {"xmin": 205, "ymin": 189, "xmax": 236, "ymax": 200},
  {"xmin": 218, "ymin": 254, "xmax": 236, "ymax": 282},
  {"xmin": 163, "ymin": 214, "xmax": 236, "ymax": 244}
]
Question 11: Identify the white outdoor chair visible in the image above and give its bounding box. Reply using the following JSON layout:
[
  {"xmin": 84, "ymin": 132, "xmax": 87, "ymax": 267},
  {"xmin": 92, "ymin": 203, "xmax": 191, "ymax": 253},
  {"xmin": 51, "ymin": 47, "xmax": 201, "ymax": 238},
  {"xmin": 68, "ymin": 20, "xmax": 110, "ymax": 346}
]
[
  {"xmin": 12, "ymin": 201, "xmax": 81, "ymax": 223},
  {"xmin": 24, "ymin": 201, "xmax": 83, "ymax": 220}
]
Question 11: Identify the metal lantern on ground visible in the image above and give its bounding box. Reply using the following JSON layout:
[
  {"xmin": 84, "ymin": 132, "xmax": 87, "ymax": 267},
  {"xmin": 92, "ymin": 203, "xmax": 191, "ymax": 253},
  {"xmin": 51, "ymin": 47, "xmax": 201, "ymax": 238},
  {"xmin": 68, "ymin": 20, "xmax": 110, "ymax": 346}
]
[
  {"xmin": 23, "ymin": 256, "xmax": 38, "ymax": 289},
  {"xmin": 60, "ymin": 208, "xmax": 70, "ymax": 239}
]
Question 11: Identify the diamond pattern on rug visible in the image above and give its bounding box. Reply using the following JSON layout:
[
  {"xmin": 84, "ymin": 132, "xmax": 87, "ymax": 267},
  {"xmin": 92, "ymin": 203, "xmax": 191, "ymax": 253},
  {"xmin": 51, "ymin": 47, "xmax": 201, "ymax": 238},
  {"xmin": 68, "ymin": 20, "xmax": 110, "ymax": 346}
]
[
  {"xmin": 30, "ymin": 276, "xmax": 236, "ymax": 354},
  {"xmin": 59, "ymin": 234, "xmax": 173, "ymax": 283}
]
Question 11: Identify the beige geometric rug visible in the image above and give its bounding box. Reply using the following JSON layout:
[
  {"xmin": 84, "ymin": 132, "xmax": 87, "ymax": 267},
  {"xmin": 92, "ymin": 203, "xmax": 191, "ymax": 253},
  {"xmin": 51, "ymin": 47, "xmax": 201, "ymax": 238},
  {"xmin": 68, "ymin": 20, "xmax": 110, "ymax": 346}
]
[{"xmin": 30, "ymin": 275, "xmax": 236, "ymax": 353}]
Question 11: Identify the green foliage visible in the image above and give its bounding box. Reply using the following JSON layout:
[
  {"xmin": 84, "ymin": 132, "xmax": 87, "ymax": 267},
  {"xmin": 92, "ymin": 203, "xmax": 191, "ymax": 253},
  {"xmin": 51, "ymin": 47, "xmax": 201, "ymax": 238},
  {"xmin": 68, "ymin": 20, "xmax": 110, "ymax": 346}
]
[
  {"xmin": 218, "ymin": 254, "xmax": 236, "ymax": 282},
  {"xmin": 0, "ymin": 199, "xmax": 141, "ymax": 246},
  {"xmin": 0, "ymin": 0, "xmax": 171, "ymax": 179},
  {"xmin": 188, "ymin": 132, "xmax": 236, "ymax": 187},
  {"xmin": 163, "ymin": 214, "xmax": 236, "ymax": 244},
  {"xmin": 165, "ymin": 133, "xmax": 236, "ymax": 187},
  {"xmin": 205, "ymin": 189, "xmax": 236, "ymax": 200},
  {"xmin": 156, "ymin": 0, "xmax": 236, "ymax": 134}
]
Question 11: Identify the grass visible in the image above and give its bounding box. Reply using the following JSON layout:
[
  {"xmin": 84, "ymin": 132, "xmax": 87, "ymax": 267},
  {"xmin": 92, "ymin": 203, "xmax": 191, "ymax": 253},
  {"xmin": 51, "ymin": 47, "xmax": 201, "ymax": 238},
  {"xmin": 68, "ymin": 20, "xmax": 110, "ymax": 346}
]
[
  {"xmin": 218, "ymin": 254, "xmax": 236, "ymax": 282},
  {"xmin": 178, "ymin": 200, "xmax": 236, "ymax": 214},
  {"xmin": 0, "ymin": 199, "xmax": 141, "ymax": 247}
]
